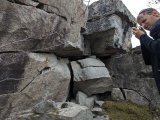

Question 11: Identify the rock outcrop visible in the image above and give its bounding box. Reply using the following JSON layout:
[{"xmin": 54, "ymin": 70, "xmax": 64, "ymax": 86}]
[{"xmin": 1, "ymin": 0, "xmax": 160, "ymax": 119}]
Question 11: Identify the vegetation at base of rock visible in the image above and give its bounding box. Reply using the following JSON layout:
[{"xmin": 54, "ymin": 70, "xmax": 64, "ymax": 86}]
[{"xmin": 102, "ymin": 101, "xmax": 153, "ymax": 120}]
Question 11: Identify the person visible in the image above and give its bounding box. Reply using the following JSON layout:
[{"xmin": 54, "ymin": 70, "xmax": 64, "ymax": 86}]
[{"xmin": 132, "ymin": 8, "xmax": 160, "ymax": 93}]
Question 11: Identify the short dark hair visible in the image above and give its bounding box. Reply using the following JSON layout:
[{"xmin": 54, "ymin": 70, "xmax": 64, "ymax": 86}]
[{"xmin": 138, "ymin": 8, "xmax": 157, "ymax": 15}]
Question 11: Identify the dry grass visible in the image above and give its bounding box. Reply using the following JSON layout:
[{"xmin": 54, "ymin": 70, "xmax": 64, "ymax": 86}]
[{"xmin": 102, "ymin": 101, "xmax": 153, "ymax": 120}]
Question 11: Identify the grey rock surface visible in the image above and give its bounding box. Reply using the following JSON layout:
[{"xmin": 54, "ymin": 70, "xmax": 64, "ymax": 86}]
[
  {"xmin": 103, "ymin": 48, "xmax": 160, "ymax": 107},
  {"xmin": 88, "ymin": 0, "xmax": 136, "ymax": 25},
  {"xmin": 0, "ymin": 53, "xmax": 28, "ymax": 94},
  {"xmin": 84, "ymin": 0, "xmax": 136, "ymax": 56},
  {"xmin": 32, "ymin": 99, "xmax": 57, "ymax": 114},
  {"xmin": 0, "ymin": 0, "xmax": 88, "ymax": 57},
  {"xmin": 76, "ymin": 91, "xmax": 95, "ymax": 109},
  {"xmin": 71, "ymin": 57, "xmax": 113, "ymax": 96},
  {"xmin": 6, "ymin": 102, "xmax": 94, "ymax": 120},
  {"xmin": 111, "ymin": 88, "xmax": 124, "ymax": 101},
  {"xmin": 124, "ymin": 89, "xmax": 149, "ymax": 105}
]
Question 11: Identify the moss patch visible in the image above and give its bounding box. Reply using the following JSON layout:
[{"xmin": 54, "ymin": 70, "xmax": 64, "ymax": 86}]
[{"xmin": 102, "ymin": 101, "xmax": 153, "ymax": 120}]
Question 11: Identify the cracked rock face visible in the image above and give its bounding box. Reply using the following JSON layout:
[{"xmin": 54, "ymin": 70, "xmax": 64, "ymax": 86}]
[
  {"xmin": 104, "ymin": 48, "xmax": 160, "ymax": 107},
  {"xmin": 0, "ymin": 53, "xmax": 71, "ymax": 117},
  {"xmin": 1, "ymin": 0, "xmax": 159, "ymax": 119},
  {"xmin": 0, "ymin": 0, "xmax": 88, "ymax": 56},
  {"xmin": 71, "ymin": 57, "xmax": 113, "ymax": 96}
]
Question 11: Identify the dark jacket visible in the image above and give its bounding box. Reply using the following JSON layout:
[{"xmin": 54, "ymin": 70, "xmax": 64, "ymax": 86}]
[{"xmin": 140, "ymin": 19, "xmax": 160, "ymax": 92}]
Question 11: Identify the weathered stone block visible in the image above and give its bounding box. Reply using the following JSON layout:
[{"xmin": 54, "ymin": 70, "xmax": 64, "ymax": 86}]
[
  {"xmin": 88, "ymin": 0, "xmax": 135, "ymax": 25},
  {"xmin": 71, "ymin": 57, "xmax": 113, "ymax": 96},
  {"xmin": 84, "ymin": 0, "xmax": 136, "ymax": 56}
]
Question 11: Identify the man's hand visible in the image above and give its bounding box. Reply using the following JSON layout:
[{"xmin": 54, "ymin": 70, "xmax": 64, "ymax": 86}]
[{"xmin": 132, "ymin": 27, "xmax": 145, "ymax": 39}]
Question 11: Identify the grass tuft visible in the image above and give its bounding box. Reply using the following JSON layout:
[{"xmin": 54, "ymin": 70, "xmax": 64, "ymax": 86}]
[{"xmin": 102, "ymin": 101, "xmax": 153, "ymax": 120}]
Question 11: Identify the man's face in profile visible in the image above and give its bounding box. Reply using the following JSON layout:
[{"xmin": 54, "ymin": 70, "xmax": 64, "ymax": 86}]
[{"xmin": 137, "ymin": 11, "xmax": 159, "ymax": 31}]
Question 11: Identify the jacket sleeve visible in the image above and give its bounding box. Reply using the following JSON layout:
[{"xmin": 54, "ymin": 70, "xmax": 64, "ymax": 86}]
[
  {"xmin": 140, "ymin": 34, "xmax": 160, "ymax": 57},
  {"xmin": 141, "ymin": 44, "xmax": 151, "ymax": 65}
]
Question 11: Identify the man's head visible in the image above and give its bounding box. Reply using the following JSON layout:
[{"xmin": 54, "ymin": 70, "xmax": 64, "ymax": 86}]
[{"xmin": 137, "ymin": 8, "xmax": 160, "ymax": 30}]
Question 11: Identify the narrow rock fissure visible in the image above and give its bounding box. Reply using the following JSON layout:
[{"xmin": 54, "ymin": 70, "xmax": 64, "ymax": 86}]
[
  {"xmin": 6, "ymin": 0, "xmax": 67, "ymax": 21},
  {"xmin": 36, "ymin": 3, "xmax": 44, "ymax": 9},
  {"xmin": 133, "ymin": 90, "xmax": 152, "ymax": 103},
  {"xmin": 7, "ymin": 0, "xmax": 26, "ymax": 5},
  {"xmin": 120, "ymin": 88, "xmax": 126, "ymax": 100},
  {"xmin": 0, "ymin": 51, "xmax": 23, "ymax": 54},
  {"xmin": 123, "ymin": 88, "xmax": 152, "ymax": 103},
  {"xmin": 76, "ymin": 60, "xmax": 83, "ymax": 69},
  {"xmin": 67, "ymin": 62, "xmax": 75, "ymax": 101},
  {"xmin": 19, "ymin": 72, "xmax": 41, "ymax": 92}
]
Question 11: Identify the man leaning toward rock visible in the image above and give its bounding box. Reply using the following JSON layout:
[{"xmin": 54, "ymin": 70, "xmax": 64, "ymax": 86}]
[{"xmin": 132, "ymin": 8, "xmax": 160, "ymax": 93}]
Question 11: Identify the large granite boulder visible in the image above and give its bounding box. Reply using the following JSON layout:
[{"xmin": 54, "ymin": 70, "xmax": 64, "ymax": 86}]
[
  {"xmin": 103, "ymin": 47, "xmax": 160, "ymax": 107},
  {"xmin": 0, "ymin": 53, "xmax": 71, "ymax": 118},
  {"xmin": 84, "ymin": 0, "xmax": 136, "ymax": 56},
  {"xmin": 18, "ymin": 53, "xmax": 71, "ymax": 102},
  {"xmin": 0, "ymin": 0, "xmax": 88, "ymax": 57},
  {"xmin": 71, "ymin": 57, "xmax": 113, "ymax": 96}
]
